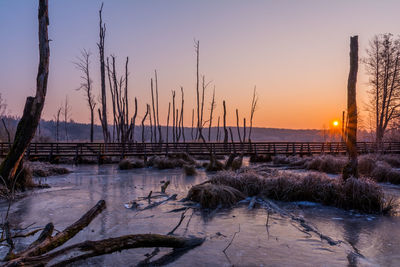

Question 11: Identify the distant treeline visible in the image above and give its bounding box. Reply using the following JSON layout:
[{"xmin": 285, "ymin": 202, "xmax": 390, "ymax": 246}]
[{"xmin": 0, "ymin": 116, "xmax": 377, "ymax": 143}]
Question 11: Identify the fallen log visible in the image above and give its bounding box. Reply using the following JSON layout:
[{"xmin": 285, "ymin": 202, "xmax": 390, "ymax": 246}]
[{"xmin": 2, "ymin": 199, "xmax": 204, "ymax": 267}]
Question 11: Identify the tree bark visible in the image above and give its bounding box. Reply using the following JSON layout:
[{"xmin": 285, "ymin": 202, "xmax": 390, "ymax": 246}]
[
  {"xmin": 0, "ymin": 0, "xmax": 49, "ymax": 188},
  {"xmin": 343, "ymin": 36, "xmax": 359, "ymax": 180},
  {"xmin": 223, "ymin": 101, "xmax": 228, "ymax": 144},
  {"xmin": 98, "ymin": 3, "xmax": 109, "ymax": 143}
]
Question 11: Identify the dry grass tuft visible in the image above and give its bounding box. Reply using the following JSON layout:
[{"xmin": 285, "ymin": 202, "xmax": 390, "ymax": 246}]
[
  {"xmin": 190, "ymin": 170, "xmax": 391, "ymax": 213},
  {"xmin": 187, "ymin": 183, "xmax": 245, "ymax": 208},
  {"xmin": 27, "ymin": 161, "xmax": 71, "ymax": 177},
  {"xmin": 183, "ymin": 164, "xmax": 197, "ymax": 176},
  {"xmin": 119, "ymin": 159, "xmax": 145, "ymax": 170},
  {"xmin": 304, "ymin": 155, "xmax": 347, "ymax": 174},
  {"xmin": 249, "ymin": 154, "xmax": 272, "ymax": 163}
]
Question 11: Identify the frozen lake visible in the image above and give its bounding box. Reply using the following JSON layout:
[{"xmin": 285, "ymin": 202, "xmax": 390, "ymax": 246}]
[{"xmin": 1, "ymin": 164, "xmax": 400, "ymax": 266}]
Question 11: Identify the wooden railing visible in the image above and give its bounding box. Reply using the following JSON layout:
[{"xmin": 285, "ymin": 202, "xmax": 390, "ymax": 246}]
[{"xmin": 0, "ymin": 142, "xmax": 399, "ymax": 159}]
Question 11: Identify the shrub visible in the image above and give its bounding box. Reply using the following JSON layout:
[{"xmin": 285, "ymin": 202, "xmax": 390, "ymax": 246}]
[
  {"xmin": 187, "ymin": 183, "xmax": 245, "ymax": 208},
  {"xmin": 183, "ymin": 164, "xmax": 197, "ymax": 176}
]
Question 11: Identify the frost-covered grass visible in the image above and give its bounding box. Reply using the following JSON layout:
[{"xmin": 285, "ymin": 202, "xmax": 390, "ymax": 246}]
[{"xmin": 188, "ymin": 170, "xmax": 392, "ymax": 213}]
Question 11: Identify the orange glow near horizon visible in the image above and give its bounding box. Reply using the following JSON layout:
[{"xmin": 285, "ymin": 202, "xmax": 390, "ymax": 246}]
[{"xmin": 333, "ymin": 120, "xmax": 339, "ymax": 127}]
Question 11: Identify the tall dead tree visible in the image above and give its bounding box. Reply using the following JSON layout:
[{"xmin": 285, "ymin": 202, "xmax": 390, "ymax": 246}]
[
  {"xmin": 191, "ymin": 109, "xmax": 194, "ymax": 140},
  {"xmin": 179, "ymin": 86, "xmax": 185, "ymax": 142},
  {"xmin": 107, "ymin": 56, "xmax": 130, "ymax": 144},
  {"xmin": 0, "ymin": 0, "xmax": 49, "ymax": 188},
  {"xmin": 248, "ymin": 86, "xmax": 258, "ymax": 142},
  {"xmin": 97, "ymin": 3, "xmax": 109, "ymax": 143},
  {"xmin": 235, "ymin": 109, "xmax": 242, "ymax": 143},
  {"xmin": 172, "ymin": 91, "xmax": 176, "ymax": 142},
  {"xmin": 365, "ymin": 34, "xmax": 400, "ymax": 150},
  {"xmin": 223, "ymin": 100, "xmax": 228, "ymax": 143},
  {"xmin": 74, "ymin": 49, "xmax": 96, "ymax": 142},
  {"xmin": 155, "ymin": 71, "xmax": 162, "ymax": 143},
  {"xmin": 150, "ymin": 78, "xmax": 157, "ymax": 142},
  {"xmin": 208, "ymin": 87, "xmax": 216, "ymax": 141},
  {"xmin": 195, "ymin": 40, "xmax": 200, "ymax": 140},
  {"xmin": 53, "ymin": 107, "xmax": 62, "ymax": 142},
  {"xmin": 343, "ymin": 35, "xmax": 359, "ymax": 180},
  {"xmin": 130, "ymin": 97, "xmax": 137, "ymax": 142},
  {"xmin": 142, "ymin": 104, "xmax": 150, "ymax": 143},
  {"xmin": 63, "ymin": 96, "xmax": 71, "ymax": 141},
  {"xmin": 166, "ymin": 102, "xmax": 171, "ymax": 142},
  {"xmin": 216, "ymin": 116, "xmax": 220, "ymax": 142}
]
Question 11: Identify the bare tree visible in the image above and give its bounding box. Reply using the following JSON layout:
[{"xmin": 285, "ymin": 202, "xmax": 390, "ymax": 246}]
[
  {"xmin": 194, "ymin": 40, "xmax": 200, "ymax": 140},
  {"xmin": 74, "ymin": 49, "xmax": 96, "ymax": 142},
  {"xmin": 172, "ymin": 90, "xmax": 176, "ymax": 142},
  {"xmin": 0, "ymin": 93, "xmax": 7, "ymax": 117},
  {"xmin": 150, "ymin": 78, "xmax": 157, "ymax": 142},
  {"xmin": 235, "ymin": 109, "xmax": 242, "ymax": 143},
  {"xmin": 53, "ymin": 107, "xmax": 62, "ymax": 142},
  {"xmin": 248, "ymin": 86, "xmax": 258, "ymax": 142},
  {"xmin": 129, "ymin": 97, "xmax": 137, "ymax": 142},
  {"xmin": 142, "ymin": 104, "xmax": 150, "ymax": 143},
  {"xmin": 155, "ymin": 71, "xmax": 162, "ymax": 143},
  {"xmin": 343, "ymin": 36, "xmax": 359, "ymax": 180},
  {"xmin": 208, "ymin": 87, "xmax": 216, "ymax": 141},
  {"xmin": 166, "ymin": 102, "xmax": 171, "ymax": 142},
  {"xmin": 365, "ymin": 33, "xmax": 400, "ymax": 150},
  {"xmin": 63, "ymin": 96, "xmax": 72, "ymax": 141},
  {"xmin": 97, "ymin": 3, "xmax": 109, "ymax": 143},
  {"xmin": 179, "ymin": 87, "xmax": 185, "ymax": 142},
  {"xmin": 216, "ymin": 116, "xmax": 220, "ymax": 142},
  {"xmin": 0, "ymin": 0, "xmax": 49, "ymax": 188},
  {"xmin": 191, "ymin": 108, "xmax": 194, "ymax": 140},
  {"xmin": 223, "ymin": 100, "xmax": 228, "ymax": 143}
]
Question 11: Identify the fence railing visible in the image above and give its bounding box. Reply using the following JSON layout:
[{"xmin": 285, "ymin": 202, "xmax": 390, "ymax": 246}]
[{"xmin": 1, "ymin": 142, "xmax": 399, "ymax": 159}]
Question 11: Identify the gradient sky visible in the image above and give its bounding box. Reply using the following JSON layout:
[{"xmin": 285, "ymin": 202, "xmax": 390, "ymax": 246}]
[{"xmin": 1, "ymin": 0, "xmax": 400, "ymax": 129}]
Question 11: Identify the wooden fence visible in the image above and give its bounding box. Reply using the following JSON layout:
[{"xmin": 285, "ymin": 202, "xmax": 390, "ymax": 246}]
[{"xmin": 0, "ymin": 142, "xmax": 399, "ymax": 160}]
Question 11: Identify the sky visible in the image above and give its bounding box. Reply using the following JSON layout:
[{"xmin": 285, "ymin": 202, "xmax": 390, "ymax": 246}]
[{"xmin": 1, "ymin": 0, "xmax": 400, "ymax": 129}]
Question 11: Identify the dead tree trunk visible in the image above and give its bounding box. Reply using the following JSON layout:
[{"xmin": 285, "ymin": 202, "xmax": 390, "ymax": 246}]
[
  {"xmin": 343, "ymin": 35, "xmax": 359, "ymax": 180},
  {"xmin": 191, "ymin": 108, "xmax": 194, "ymax": 141},
  {"xmin": 130, "ymin": 97, "xmax": 137, "ymax": 142},
  {"xmin": 3, "ymin": 200, "xmax": 204, "ymax": 267},
  {"xmin": 97, "ymin": 3, "xmax": 109, "ymax": 143},
  {"xmin": 155, "ymin": 71, "xmax": 162, "ymax": 143},
  {"xmin": 172, "ymin": 91, "xmax": 176, "ymax": 143},
  {"xmin": 223, "ymin": 100, "xmax": 228, "ymax": 144},
  {"xmin": 236, "ymin": 109, "xmax": 242, "ymax": 143},
  {"xmin": 208, "ymin": 87, "xmax": 216, "ymax": 141},
  {"xmin": 216, "ymin": 116, "xmax": 220, "ymax": 142},
  {"xmin": 0, "ymin": 0, "xmax": 49, "ymax": 188},
  {"xmin": 180, "ymin": 86, "xmax": 185, "ymax": 142},
  {"xmin": 166, "ymin": 102, "xmax": 171, "ymax": 142},
  {"xmin": 142, "ymin": 105, "xmax": 149, "ymax": 143},
  {"xmin": 248, "ymin": 86, "xmax": 258, "ymax": 142},
  {"xmin": 195, "ymin": 40, "xmax": 200, "ymax": 140},
  {"xmin": 150, "ymin": 78, "xmax": 157, "ymax": 142}
]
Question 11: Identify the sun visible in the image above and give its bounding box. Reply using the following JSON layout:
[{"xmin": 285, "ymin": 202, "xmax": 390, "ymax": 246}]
[{"xmin": 333, "ymin": 120, "xmax": 339, "ymax": 127}]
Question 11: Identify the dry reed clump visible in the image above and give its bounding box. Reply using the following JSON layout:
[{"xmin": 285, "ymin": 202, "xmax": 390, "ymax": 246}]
[
  {"xmin": 187, "ymin": 183, "xmax": 245, "ymax": 208},
  {"xmin": 261, "ymin": 172, "xmax": 388, "ymax": 213},
  {"xmin": 358, "ymin": 154, "xmax": 378, "ymax": 175},
  {"xmin": 205, "ymin": 158, "xmax": 224, "ymax": 172},
  {"xmin": 304, "ymin": 155, "xmax": 347, "ymax": 174},
  {"xmin": 231, "ymin": 157, "xmax": 243, "ymax": 170},
  {"xmin": 118, "ymin": 158, "xmax": 145, "ymax": 170},
  {"xmin": 27, "ymin": 162, "xmax": 71, "ymax": 177},
  {"xmin": 168, "ymin": 153, "xmax": 196, "ymax": 165},
  {"xmin": 210, "ymin": 170, "xmax": 266, "ymax": 196},
  {"xmin": 379, "ymin": 154, "xmax": 400, "ymax": 168},
  {"xmin": 272, "ymin": 155, "xmax": 308, "ymax": 167},
  {"xmin": 249, "ymin": 154, "xmax": 272, "ymax": 163},
  {"xmin": 183, "ymin": 164, "xmax": 197, "ymax": 176},
  {"xmin": 199, "ymin": 170, "xmax": 390, "ymax": 213}
]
